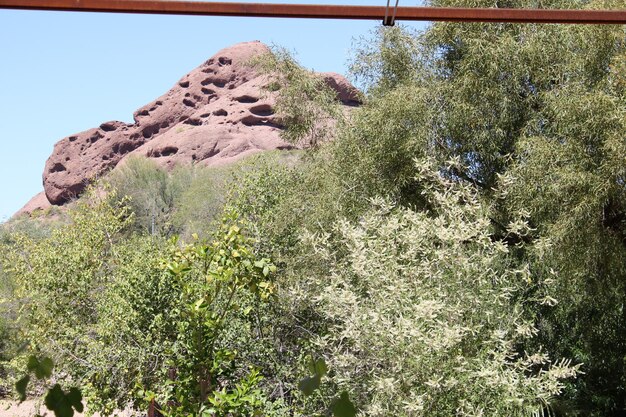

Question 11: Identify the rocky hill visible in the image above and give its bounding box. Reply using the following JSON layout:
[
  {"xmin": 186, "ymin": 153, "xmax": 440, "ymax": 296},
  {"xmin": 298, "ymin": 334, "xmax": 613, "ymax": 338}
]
[{"xmin": 16, "ymin": 41, "xmax": 360, "ymax": 216}]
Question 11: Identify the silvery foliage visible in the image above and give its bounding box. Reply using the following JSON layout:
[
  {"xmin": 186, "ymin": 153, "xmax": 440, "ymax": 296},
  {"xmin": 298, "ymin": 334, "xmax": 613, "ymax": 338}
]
[{"xmin": 300, "ymin": 159, "xmax": 579, "ymax": 417}]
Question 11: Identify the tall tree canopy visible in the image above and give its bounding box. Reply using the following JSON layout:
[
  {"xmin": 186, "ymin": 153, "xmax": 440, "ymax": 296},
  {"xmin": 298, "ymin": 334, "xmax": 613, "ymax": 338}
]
[{"xmin": 336, "ymin": 1, "xmax": 626, "ymax": 414}]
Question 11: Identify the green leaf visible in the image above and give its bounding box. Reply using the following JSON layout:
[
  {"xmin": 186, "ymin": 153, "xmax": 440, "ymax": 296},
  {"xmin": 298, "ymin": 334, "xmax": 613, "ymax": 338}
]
[
  {"xmin": 298, "ymin": 375, "xmax": 320, "ymax": 396},
  {"xmin": 27, "ymin": 356, "xmax": 54, "ymax": 379},
  {"xmin": 194, "ymin": 298, "xmax": 205, "ymax": 311},
  {"xmin": 44, "ymin": 384, "xmax": 83, "ymax": 417},
  {"xmin": 67, "ymin": 388, "xmax": 83, "ymax": 413},
  {"xmin": 15, "ymin": 375, "xmax": 30, "ymax": 402},
  {"xmin": 314, "ymin": 358, "xmax": 328, "ymax": 377},
  {"xmin": 306, "ymin": 357, "xmax": 327, "ymax": 377},
  {"xmin": 27, "ymin": 356, "xmax": 39, "ymax": 373},
  {"xmin": 39, "ymin": 357, "xmax": 54, "ymax": 379},
  {"xmin": 331, "ymin": 392, "xmax": 357, "ymax": 417}
]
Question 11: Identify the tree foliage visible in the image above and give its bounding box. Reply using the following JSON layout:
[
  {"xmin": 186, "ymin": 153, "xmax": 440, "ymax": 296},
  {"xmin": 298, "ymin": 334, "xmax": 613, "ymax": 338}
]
[
  {"xmin": 241, "ymin": 3, "xmax": 626, "ymax": 414},
  {"xmin": 295, "ymin": 160, "xmax": 578, "ymax": 416},
  {"xmin": 107, "ymin": 156, "xmax": 228, "ymax": 239},
  {"xmin": 156, "ymin": 214, "xmax": 277, "ymax": 417},
  {"xmin": 253, "ymin": 47, "xmax": 347, "ymax": 147}
]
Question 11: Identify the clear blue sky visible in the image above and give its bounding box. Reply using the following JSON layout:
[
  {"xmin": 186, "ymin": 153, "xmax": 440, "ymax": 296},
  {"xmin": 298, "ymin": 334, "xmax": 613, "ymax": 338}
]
[{"xmin": 0, "ymin": 1, "xmax": 427, "ymax": 220}]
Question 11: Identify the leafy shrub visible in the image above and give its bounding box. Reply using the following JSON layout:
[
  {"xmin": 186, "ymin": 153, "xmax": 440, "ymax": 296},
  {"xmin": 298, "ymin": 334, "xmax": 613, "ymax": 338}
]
[
  {"xmin": 1, "ymin": 188, "xmax": 291, "ymax": 416},
  {"xmin": 1, "ymin": 190, "xmax": 142, "ymax": 408},
  {"xmin": 0, "ymin": 259, "xmax": 19, "ymax": 395},
  {"xmin": 253, "ymin": 48, "xmax": 347, "ymax": 147},
  {"xmin": 296, "ymin": 160, "xmax": 578, "ymax": 416},
  {"xmin": 107, "ymin": 157, "xmax": 228, "ymax": 238},
  {"xmin": 152, "ymin": 214, "xmax": 277, "ymax": 416}
]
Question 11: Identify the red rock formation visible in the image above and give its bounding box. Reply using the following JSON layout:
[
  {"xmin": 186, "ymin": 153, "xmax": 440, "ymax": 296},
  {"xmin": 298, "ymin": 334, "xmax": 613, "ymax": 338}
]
[
  {"xmin": 14, "ymin": 192, "xmax": 52, "ymax": 217},
  {"xmin": 41, "ymin": 41, "xmax": 360, "ymax": 206}
]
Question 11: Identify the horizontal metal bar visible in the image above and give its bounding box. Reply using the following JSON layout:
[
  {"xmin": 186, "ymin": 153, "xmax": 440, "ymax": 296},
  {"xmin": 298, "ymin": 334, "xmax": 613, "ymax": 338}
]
[{"xmin": 0, "ymin": 0, "xmax": 625, "ymax": 24}]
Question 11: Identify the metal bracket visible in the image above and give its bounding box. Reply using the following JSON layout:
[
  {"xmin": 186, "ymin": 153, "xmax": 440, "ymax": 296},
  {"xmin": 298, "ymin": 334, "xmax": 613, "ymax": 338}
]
[{"xmin": 383, "ymin": 0, "xmax": 399, "ymax": 26}]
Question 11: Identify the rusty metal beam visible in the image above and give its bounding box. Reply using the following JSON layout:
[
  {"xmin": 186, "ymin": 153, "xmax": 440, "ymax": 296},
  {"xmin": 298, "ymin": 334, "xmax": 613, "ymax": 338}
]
[{"xmin": 0, "ymin": 0, "xmax": 625, "ymax": 24}]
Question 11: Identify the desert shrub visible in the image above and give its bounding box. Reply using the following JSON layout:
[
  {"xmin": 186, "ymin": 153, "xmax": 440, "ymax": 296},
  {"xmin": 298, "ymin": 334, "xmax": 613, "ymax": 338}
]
[
  {"xmin": 170, "ymin": 164, "xmax": 231, "ymax": 240},
  {"xmin": 106, "ymin": 157, "xmax": 175, "ymax": 235},
  {"xmin": 226, "ymin": 152, "xmax": 303, "ymax": 259},
  {"xmin": 253, "ymin": 48, "xmax": 347, "ymax": 147},
  {"xmin": 416, "ymin": 3, "xmax": 626, "ymax": 412},
  {"xmin": 0, "ymin": 212, "xmax": 64, "ymax": 243},
  {"xmin": 0, "ymin": 191, "xmax": 166, "ymax": 410},
  {"xmin": 107, "ymin": 157, "xmax": 230, "ymax": 238},
  {"xmin": 350, "ymin": 25, "xmax": 424, "ymax": 94},
  {"xmin": 148, "ymin": 214, "xmax": 280, "ymax": 417},
  {"xmin": 294, "ymin": 160, "xmax": 578, "ymax": 417},
  {"xmin": 1, "ymin": 187, "xmax": 294, "ymax": 416},
  {"xmin": 499, "ymin": 81, "xmax": 626, "ymax": 414},
  {"xmin": 80, "ymin": 234, "xmax": 177, "ymax": 414},
  {"xmin": 0, "ymin": 231, "xmax": 19, "ymax": 397},
  {"xmin": 0, "ymin": 191, "xmax": 136, "ymax": 400},
  {"xmin": 0, "ymin": 271, "xmax": 17, "ymax": 396}
]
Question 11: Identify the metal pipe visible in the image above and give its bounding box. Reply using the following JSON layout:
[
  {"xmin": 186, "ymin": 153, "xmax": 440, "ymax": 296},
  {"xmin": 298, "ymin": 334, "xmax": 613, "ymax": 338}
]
[{"xmin": 0, "ymin": 0, "xmax": 625, "ymax": 24}]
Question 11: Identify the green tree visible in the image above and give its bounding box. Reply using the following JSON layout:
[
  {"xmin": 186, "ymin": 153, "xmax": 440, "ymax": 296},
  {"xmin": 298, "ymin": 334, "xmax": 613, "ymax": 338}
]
[
  {"xmin": 155, "ymin": 213, "xmax": 277, "ymax": 417},
  {"xmin": 416, "ymin": 3, "xmax": 626, "ymax": 414},
  {"xmin": 253, "ymin": 2, "xmax": 626, "ymax": 414}
]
